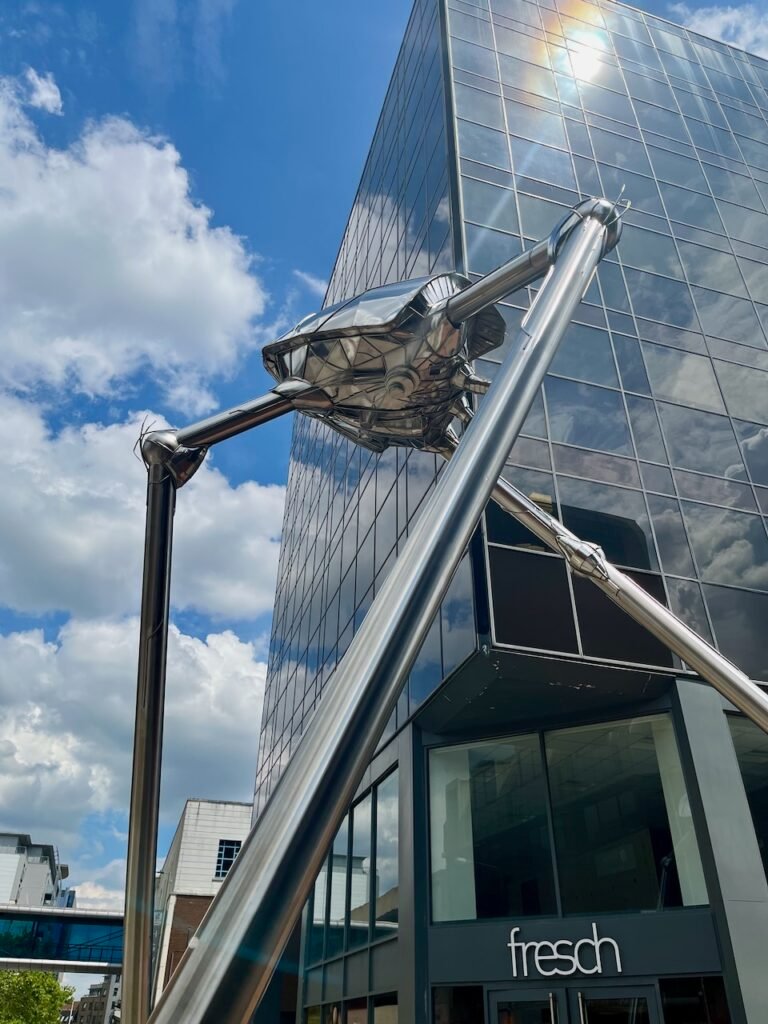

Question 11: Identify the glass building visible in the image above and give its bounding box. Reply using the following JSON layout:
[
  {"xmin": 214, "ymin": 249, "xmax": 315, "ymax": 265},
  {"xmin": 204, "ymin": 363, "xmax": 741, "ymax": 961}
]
[{"xmin": 255, "ymin": 0, "xmax": 768, "ymax": 1022}]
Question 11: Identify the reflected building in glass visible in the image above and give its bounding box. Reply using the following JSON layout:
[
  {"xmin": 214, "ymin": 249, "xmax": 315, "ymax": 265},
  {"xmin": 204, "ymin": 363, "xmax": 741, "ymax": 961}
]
[{"xmin": 255, "ymin": 1, "xmax": 768, "ymax": 1023}]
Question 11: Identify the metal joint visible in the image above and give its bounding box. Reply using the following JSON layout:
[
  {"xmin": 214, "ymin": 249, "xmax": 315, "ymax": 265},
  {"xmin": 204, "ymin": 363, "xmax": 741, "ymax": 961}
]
[
  {"xmin": 140, "ymin": 430, "xmax": 207, "ymax": 489},
  {"xmin": 547, "ymin": 197, "xmax": 623, "ymax": 263},
  {"xmin": 555, "ymin": 533, "xmax": 613, "ymax": 584},
  {"xmin": 274, "ymin": 378, "xmax": 333, "ymax": 412}
]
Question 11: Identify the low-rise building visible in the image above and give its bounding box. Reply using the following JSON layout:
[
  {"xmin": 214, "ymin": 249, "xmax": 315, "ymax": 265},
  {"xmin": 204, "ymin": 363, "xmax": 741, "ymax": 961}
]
[
  {"xmin": 76, "ymin": 974, "xmax": 120, "ymax": 1024},
  {"xmin": 152, "ymin": 799, "xmax": 251, "ymax": 1004}
]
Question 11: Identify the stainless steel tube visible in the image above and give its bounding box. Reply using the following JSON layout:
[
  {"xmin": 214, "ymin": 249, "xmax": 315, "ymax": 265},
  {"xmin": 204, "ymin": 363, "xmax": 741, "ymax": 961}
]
[
  {"xmin": 446, "ymin": 237, "xmax": 550, "ymax": 324},
  {"xmin": 148, "ymin": 205, "xmax": 616, "ymax": 1024},
  {"xmin": 123, "ymin": 461, "xmax": 176, "ymax": 1024},
  {"xmin": 472, "ymin": 461, "xmax": 768, "ymax": 734},
  {"xmin": 124, "ymin": 390, "xmax": 306, "ymax": 1024},
  {"xmin": 176, "ymin": 381, "xmax": 316, "ymax": 449}
]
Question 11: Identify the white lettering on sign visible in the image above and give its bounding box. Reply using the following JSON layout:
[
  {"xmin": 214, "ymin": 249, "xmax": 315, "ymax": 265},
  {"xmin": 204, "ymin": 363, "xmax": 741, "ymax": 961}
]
[{"xmin": 507, "ymin": 923, "xmax": 622, "ymax": 978}]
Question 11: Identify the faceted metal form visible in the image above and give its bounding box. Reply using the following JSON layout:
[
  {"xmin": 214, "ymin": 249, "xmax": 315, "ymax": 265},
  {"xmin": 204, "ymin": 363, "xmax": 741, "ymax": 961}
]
[{"xmin": 262, "ymin": 274, "xmax": 505, "ymax": 451}]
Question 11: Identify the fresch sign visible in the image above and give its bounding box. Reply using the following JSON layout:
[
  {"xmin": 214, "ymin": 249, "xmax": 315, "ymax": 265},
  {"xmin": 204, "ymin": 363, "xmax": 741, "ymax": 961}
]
[{"xmin": 507, "ymin": 923, "xmax": 623, "ymax": 978}]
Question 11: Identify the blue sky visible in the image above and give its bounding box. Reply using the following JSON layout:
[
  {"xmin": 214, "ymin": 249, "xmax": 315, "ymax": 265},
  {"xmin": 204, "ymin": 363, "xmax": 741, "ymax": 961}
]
[{"xmin": 0, "ymin": 0, "xmax": 765, "ymax": 995}]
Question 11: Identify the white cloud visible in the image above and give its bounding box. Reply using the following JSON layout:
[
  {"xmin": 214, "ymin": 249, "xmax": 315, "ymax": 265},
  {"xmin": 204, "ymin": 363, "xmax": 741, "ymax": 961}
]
[
  {"xmin": 133, "ymin": 0, "xmax": 239, "ymax": 91},
  {"xmin": 23, "ymin": 68, "xmax": 63, "ymax": 114},
  {"xmin": 292, "ymin": 269, "xmax": 328, "ymax": 300},
  {"xmin": 0, "ymin": 618, "xmax": 266, "ymax": 864},
  {"xmin": 0, "ymin": 79, "xmax": 266, "ymax": 409},
  {"xmin": 194, "ymin": 0, "xmax": 237, "ymax": 85},
  {"xmin": 133, "ymin": 0, "xmax": 181, "ymax": 92},
  {"xmin": 0, "ymin": 395, "xmax": 285, "ymax": 620},
  {"xmin": 669, "ymin": 3, "xmax": 768, "ymax": 58}
]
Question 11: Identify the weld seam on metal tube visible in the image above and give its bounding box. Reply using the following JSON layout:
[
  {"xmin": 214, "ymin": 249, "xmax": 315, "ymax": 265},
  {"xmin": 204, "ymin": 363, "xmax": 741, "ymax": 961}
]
[{"xmin": 148, "ymin": 210, "xmax": 612, "ymax": 1024}]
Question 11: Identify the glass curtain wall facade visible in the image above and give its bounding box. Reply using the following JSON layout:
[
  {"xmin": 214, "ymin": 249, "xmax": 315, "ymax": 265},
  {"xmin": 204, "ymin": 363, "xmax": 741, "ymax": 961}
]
[
  {"xmin": 449, "ymin": 0, "xmax": 768, "ymax": 677},
  {"xmin": 255, "ymin": 1, "xmax": 768, "ymax": 1023},
  {"xmin": 254, "ymin": 0, "xmax": 476, "ymax": 817}
]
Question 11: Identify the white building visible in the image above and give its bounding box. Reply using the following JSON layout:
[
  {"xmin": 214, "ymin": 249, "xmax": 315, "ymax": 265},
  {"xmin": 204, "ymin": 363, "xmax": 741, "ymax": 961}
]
[
  {"xmin": 152, "ymin": 799, "xmax": 251, "ymax": 1005},
  {"xmin": 0, "ymin": 832, "xmax": 74, "ymax": 907}
]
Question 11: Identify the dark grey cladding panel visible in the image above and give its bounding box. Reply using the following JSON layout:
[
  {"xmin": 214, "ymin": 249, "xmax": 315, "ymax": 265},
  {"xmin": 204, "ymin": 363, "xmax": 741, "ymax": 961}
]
[
  {"xmin": 428, "ymin": 909, "xmax": 721, "ymax": 984},
  {"xmin": 370, "ymin": 937, "xmax": 400, "ymax": 994},
  {"xmin": 343, "ymin": 950, "xmax": 368, "ymax": 999},
  {"xmin": 324, "ymin": 959, "xmax": 344, "ymax": 1003}
]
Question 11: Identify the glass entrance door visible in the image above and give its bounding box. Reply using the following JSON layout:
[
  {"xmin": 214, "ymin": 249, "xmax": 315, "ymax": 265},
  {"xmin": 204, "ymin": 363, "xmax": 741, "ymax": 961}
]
[
  {"xmin": 570, "ymin": 987, "xmax": 660, "ymax": 1024},
  {"xmin": 490, "ymin": 986, "xmax": 660, "ymax": 1024},
  {"xmin": 491, "ymin": 989, "xmax": 562, "ymax": 1024}
]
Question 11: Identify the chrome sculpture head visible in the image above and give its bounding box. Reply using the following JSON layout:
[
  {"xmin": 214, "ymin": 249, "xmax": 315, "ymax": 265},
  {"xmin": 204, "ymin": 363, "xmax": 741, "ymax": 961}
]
[{"xmin": 262, "ymin": 274, "xmax": 505, "ymax": 452}]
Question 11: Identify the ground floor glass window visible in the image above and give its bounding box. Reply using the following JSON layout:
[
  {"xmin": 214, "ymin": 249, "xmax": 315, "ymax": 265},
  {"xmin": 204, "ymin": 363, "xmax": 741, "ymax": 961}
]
[
  {"xmin": 728, "ymin": 715, "xmax": 768, "ymax": 880},
  {"xmin": 429, "ymin": 714, "xmax": 707, "ymax": 921}
]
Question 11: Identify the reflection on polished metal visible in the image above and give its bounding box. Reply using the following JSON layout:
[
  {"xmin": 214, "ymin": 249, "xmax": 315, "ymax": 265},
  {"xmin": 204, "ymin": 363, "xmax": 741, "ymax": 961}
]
[
  {"xmin": 147, "ymin": 199, "xmax": 620, "ymax": 1024},
  {"xmin": 439, "ymin": 432, "xmax": 768, "ymax": 734},
  {"xmin": 261, "ymin": 200, "xmax": 620, "ymax": 453},
  {"xmin": 122, "ymin": 386, "xmax": 316, "ymax": 1024}
]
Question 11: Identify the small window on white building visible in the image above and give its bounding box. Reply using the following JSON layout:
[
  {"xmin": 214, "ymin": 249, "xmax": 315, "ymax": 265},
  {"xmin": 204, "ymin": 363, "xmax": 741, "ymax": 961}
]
[{"xmin": 214, "ymin": 839, "xmax": 242, "ymax": 879}]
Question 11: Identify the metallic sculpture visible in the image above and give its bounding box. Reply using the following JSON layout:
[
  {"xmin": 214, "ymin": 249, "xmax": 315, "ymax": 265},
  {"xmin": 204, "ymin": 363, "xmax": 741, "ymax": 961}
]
[{"xmin": 121, "ymin": 196, "xmax": 768, "ymax": 1024}]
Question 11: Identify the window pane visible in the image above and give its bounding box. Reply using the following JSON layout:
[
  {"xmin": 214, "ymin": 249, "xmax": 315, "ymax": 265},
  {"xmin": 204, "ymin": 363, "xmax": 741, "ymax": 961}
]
[
  {"xmin": 659, "ymin": 976, "xmax": 732, "ymax": 1024},
  {"xmin": 648, "ymin": 495, "xmax": 697, "ymax": 577},
  {"xmin": 489, "ymin": 546, "xmax": 579, "ymax": 652},
  {"xmin": 627, "ymin": 395, "xmax": 667, "ymax": 461},
  {"xmin": 347, "ymin": 1001, "xmax": 367, "ymax": 1024},
  {"xmin": 619, "ymin": 226, "xmax": 684, "ymax": 279},
  {"xmin": 429, "ymin": 735, "xmax": 557, "ymax": 922},
  {"xmin": 546, "ymin": 715, "xmax": 707, "ymax": 913},
  {"xmin": 461, "ymin": 177, "xmax": 518, "ymax": 232},
  {"xmin": 729, "ymin": 717, "xmax": 768, "ymax": 878},
  {"xmin": 505, "ymin": 101, "xmax": 567, "ymax": 149},
  {"xmin": 624, "ymin": 269, "xmax": 699, "ymax": 330},
  {"xmin": 734, "ymin": 419, "xmax": 768, "ymax": 486},
  {"xmin": 715, "ymin": 361, "xmax": 768, "ymax": 423},
  {"xmin": 658, "ymin": 403, "xmax": 745, "ymax": 478},
  {"xmin": 457, "ymin": 119, "xmax": 510, "ymax": 169},
  {"xmin": 682, "ymin": 503, "xmax": 768, "ymax": 590},
  {"xmin": 695, "ymin": 288, "xmax": 765, "ymax": 348},
  {"xmin": 642, "ymin": 344, "xmax": 725, "ymax": 413},
  {"xmin": 307, "ymin": 862, "xmax": 327, "ymax": 963},
  {"xmin": 327, "ymin": 816, "xmax": 349, "ymax": 958},
  {"xmin": 510, "ymin": 138, "xmax": 576, "ymax": 189},
  {"xmin": 374, "ymin": 994, "xmax": 398, "ymax": 1024},
  {"xmin": 704, "ymin": 583, "xmax": 768, "ymax": 681},
  {"xmin": 433, "ymin": 987, "xmax": 484, "ymax": 1024},
  {"xmin": 374, "ymin": 771, "xmax": 399, "ymax": 940},
  {"xmin": 454, "ymin": 84, "xmax": 505, "ymax": 129},
  {"xmin": 550, "ymin": 323, "xmax": 618, "ymax": 387},
  {"xmin": 465, "ymin": 223, "xmax": 521, "ymax": 274},
  {"xmin": 558, "ymin": 477, "xmax": 658, "ymax": 570},
  {"xmin": 347, "ymin": 796, "xmax": 372, "ymax": 951},
  {"xmin": 546, "ymin": 378, "xmax": 633, "ymax": 455}
]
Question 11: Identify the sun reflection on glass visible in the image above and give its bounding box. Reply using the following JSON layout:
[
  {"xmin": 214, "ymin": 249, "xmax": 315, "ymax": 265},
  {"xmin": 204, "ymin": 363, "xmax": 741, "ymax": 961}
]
[{"xmin": 569, "ymin": 43, "xmax": 603, "ymax": 82}]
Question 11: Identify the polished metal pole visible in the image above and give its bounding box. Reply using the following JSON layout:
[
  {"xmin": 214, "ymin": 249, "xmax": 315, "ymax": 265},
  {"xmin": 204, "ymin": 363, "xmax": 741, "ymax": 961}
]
[
  {"xmin": 123, "ymin": 460, "xmax": 176, "ymax": 1024},
  {"xmin": 445, "ymin": 237, "xmax": 550, "ymax": 324},
  {"xmin": 176, "ymin": 380, "xmax": 321, "ymax": 449},
  {"xmin": 148, "ymin": 204, "xmax": 618, "ymax": 1024},
  {"xmin": 123, "ymin": 387, "xmax": 311, "ymax": 1024},
  {"xmin": 457, "ymin": 452, "xmax": 768, "ymax": 733}
]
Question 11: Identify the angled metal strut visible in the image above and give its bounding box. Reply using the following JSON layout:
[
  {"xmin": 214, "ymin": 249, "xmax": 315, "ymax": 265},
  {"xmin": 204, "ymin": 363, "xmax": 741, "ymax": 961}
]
[
  {"xmin": 436, "ymin": 429, "xmax": 768, "ymax": 733},
  {"xmin": 125, "ymin": 198, "xmax": 621, "ymax": 1024},
  {"xmin": 124, "ymin": 193, "xmax": 766, "ymax": 1024}
]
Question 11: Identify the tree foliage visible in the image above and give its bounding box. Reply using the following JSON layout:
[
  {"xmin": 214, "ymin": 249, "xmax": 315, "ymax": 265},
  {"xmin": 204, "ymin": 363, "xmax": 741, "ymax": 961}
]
[{"xmin": 0, "ymin": 971, "xmax": 75, "ymax": 1024}]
